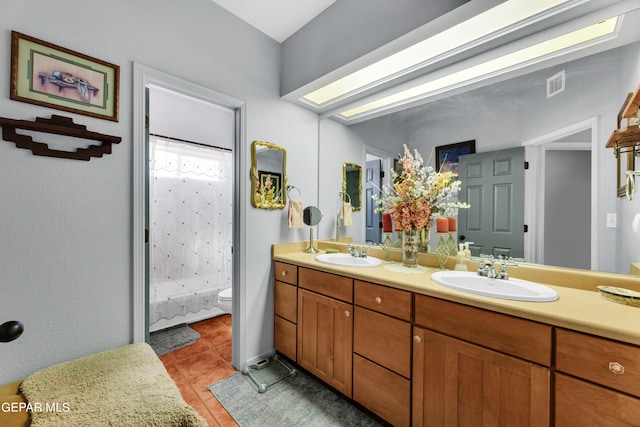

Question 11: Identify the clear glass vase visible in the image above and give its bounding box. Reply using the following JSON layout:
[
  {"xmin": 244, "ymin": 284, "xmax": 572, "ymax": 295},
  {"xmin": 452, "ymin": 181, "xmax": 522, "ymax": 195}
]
[{"xmin": 402, "ymin": 229, "xmax": 419, "ymax": 267}]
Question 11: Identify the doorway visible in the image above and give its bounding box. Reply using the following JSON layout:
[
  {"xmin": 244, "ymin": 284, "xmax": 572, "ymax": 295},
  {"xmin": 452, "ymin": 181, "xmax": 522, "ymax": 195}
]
[
  {"xmin": 522, "ymin": 117, "xmax": 598, "ymax": 270},
  {"xmin": 364, "ymin": 146, "xmax": 395, "ymax": 245},
  {"xmin": 147, "ymin": 85, "xmax": 234, "ymax": 332},
  {"xmin": 133, "ymin": 64, "xmax": 246, "ymax": 369}
]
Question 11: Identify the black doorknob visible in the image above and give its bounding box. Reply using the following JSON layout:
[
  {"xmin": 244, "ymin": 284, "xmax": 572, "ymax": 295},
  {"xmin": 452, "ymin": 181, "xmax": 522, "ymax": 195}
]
[
  {"xmin": 459, "ymin": 235, "xmax": 466, "ymax": 241},
  {"xmin": 0, "ymin": 321, "xmax": 24, "ymax": 343}
]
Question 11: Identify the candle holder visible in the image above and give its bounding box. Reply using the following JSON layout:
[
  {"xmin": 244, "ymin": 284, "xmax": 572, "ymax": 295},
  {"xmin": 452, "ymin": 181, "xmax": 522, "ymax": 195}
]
[
  {"xmin": 447, "ymin": 232, "xmax": 458, "ymax": 255},
  {"xmin": 382, "ymin": 233, "xmax": 393, "ymax": 262},
  {"xmin": 435, "ymin": 233, "xmax": 450, "ymax": 270}
]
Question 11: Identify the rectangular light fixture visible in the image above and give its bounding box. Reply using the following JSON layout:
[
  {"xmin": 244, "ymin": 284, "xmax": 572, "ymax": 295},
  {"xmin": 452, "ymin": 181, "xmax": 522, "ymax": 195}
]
[
  {"xmin": 301, "ymin": 0, "xmax": 582, "ymax": 107},
  {"xmin": 337, "ymin": 16, "xmax": 619, "ymax": 120}
]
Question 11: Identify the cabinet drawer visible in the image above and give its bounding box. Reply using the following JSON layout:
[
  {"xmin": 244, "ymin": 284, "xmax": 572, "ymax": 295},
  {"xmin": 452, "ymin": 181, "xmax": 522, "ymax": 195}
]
[
  {"xmin": 556, "ymin": 373, "xmax": 640, "ymax": 426},
  {"xmin": 274, "ymin": 281, "xmax": 297, "ymax": 323},
  {"xmin": 354, "ymin": 306, "xmax": 411, "ymax": 378},
  {"xmin": 274, "ymin": 262, "xmax": 297, "ymax": 285},
  {"xmin": 353, "ymin": 354, "xmax": 410, "ymax": 427},
  {"xmin": 299, "ymin": 267, "xmax": 352, "ymax": 303},
  {"xmin": 274, "ymin": 315, "xmax": 296, "ymax": 361},
  {"xmin": 556, "ymin": 328, "xmax": 640, "ymax": 397},
  {"xmin": 354, "ymin": 280, "xmax": 412, "ymax": 321},
  {"xmin": 415, "ymin": 294, "xmax": 552, "ymax": 366}
]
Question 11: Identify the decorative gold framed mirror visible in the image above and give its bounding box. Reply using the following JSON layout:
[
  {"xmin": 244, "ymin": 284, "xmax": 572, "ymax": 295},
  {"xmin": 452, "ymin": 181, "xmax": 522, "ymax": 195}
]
[
  {"xmin": 342, "ymin": 162, "xmax": 362, "ymax": 210},
  {"xmin": 250, "ymin": 140, "xmax": 287, "ymax": 209}
]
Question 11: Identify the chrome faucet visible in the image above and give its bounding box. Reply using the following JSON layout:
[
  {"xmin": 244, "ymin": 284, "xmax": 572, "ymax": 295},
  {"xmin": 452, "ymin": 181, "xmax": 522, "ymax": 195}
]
[
  {"xmin": 347, "ymin": 245, "xmax": 367, "ymax": 258},
  {"xmin": 476, "ymin": 255, "xmax": 519, "ymax": 279}
]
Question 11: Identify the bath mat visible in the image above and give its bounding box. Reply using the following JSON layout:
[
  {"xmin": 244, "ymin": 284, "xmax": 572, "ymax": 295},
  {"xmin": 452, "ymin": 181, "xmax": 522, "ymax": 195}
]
[
  {"xmin": 149, "ymin": 323, "xmax": 200, "ymax": 356},
  {"xmin": 207, "ymin": 369, "xmax": 384, "ymax": 427}
]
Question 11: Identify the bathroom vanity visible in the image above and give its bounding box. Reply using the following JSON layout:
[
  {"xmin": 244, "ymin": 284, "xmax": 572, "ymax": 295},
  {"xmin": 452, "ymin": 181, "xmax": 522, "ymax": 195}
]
[{"xmin": 272, "ymin": 242, "xmax": 640, "ymax": 427}]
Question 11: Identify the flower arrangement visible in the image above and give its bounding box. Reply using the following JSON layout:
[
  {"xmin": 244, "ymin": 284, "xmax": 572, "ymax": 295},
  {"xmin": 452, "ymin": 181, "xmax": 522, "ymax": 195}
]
[{"xmin": 373, "ymin": 144, "xmax": 469, "ymax": 232}]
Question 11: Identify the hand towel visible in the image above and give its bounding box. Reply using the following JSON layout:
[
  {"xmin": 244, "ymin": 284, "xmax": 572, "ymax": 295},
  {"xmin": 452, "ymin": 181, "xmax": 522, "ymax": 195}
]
[
  {"xmin": 288, "ymin": 199, "xmax": 303, "ymax": 229},
  {"xmin": 342, "ymin": 201, "xmax": 353, "ymax": 226}
]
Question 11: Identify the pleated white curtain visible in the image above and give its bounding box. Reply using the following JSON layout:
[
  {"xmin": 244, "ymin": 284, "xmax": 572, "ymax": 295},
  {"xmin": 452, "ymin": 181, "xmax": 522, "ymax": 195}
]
[{"xmin": 148, "ymin": 136, "xmax": 233, "ymax": 322}]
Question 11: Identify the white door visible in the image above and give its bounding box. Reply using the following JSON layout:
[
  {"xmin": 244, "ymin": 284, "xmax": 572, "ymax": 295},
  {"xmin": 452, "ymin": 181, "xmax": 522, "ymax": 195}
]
[
  {"xmin": 458, "ymin": 147, "xmax": 525, "ymax": 259},
  {"xmin": 365, "ymin": 159, "xmax": 382, "ymax": 244}
]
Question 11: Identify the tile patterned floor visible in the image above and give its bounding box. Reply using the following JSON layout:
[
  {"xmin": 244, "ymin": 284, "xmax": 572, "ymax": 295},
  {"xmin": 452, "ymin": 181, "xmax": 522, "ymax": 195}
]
[{"xmin": 159, "ymin": 314, "xmax": 238, "ymax": 426}]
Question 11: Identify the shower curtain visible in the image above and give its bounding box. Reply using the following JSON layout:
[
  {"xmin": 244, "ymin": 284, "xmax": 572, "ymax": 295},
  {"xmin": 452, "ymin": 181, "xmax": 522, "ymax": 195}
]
[{"xmin": 148, "ymin": 136, "xmax": 233, "ymax": 324}]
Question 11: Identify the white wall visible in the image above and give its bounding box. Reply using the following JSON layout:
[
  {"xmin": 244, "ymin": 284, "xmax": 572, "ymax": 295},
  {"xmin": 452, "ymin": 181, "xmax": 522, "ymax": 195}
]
[
  {"xmin": 318, "ymin": 119, "xmax": 365, "ymax": 242},
  {"xmin": 0, "ymin": 0, "xmax": 319, "ymax": 383}
]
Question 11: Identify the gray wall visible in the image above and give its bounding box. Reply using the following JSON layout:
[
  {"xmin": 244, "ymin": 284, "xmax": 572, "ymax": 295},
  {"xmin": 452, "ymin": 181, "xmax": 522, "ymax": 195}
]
[
  {"xmin": 0, "ymin": 0, "xmax": 319, "ymax": 383},
  {"xmin": 281, "ymin": 0, "xmax": 468, "ymax": 95}
]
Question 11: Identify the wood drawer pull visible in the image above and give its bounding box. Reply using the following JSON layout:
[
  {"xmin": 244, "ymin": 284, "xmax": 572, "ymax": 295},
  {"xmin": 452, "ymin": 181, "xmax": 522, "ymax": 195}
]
[
  {"xmin": 609, "ymin": 362, "xmax": 625, "ymax": 375},
  {"xmin": 414, "ymin": 335, "xmax": 421, "ymax": 344},
  {"xmin": 375, "ymin": 296, "xmax": 382, "ymax": 304},
  {"xmin": 281, "ymin": 271, "xmax": 287, "ymax": 276},
  {"xmin": 345, "ymin": 310, "xmax": 350, "ymax": 317}
]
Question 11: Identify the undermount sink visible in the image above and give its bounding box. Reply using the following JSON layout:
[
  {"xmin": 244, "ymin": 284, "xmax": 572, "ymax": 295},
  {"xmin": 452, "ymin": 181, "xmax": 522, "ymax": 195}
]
[
  {"xmin": 316, "ymin": 253, "xmax": 382, "ymax": 268},
  {"xmin": 431, "ymin": 271, "xmax": 558, "ymax": 302}
]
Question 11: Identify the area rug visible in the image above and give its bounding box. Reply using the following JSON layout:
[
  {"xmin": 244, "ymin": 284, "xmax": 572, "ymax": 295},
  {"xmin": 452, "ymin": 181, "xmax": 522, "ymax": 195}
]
[
  {"xmin": 207, "ymin": 370, "xmax": 384, "ymax": 427},
  {"xmin": 149, "ymin": 323, "xmax": 200, "ymax": 356}
]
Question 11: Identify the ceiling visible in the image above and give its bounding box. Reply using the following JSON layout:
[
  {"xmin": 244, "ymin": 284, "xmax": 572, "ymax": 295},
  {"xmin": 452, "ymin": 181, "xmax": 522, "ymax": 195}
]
[{"xmin": 210, "ymin": 0, "xmax": 336, "ymax": 42}]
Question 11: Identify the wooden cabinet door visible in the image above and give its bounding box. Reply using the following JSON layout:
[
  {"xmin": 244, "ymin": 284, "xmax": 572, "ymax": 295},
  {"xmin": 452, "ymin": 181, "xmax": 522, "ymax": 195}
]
[
  {"xmin": 412, "ymin": 327, "xmax": 550, "ymax": 427},
  {"xmin": 297, "ymin": 289, "xmax": 353, "ymax": 397},
  {"xmin": 555, "ymin": 373, "xmax": 640, "ymax": 427}
]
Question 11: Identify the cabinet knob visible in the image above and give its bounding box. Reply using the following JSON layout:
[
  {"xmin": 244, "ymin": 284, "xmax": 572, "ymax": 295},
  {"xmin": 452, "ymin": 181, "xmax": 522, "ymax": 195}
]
[
  {"xmin": 345, "ymin": 310, "xmax": 350, "ymax": 317},
  {"xmin": 414, "ymin": 335, "xmax": 421, "ymax": 344},
  {"xmin": 375, "ymin": 296, "xmax": 382, "ymax": 304},
  {"xmin": 609, "ymin": 362, "xmax": 625, "ymax": 375},
  {"xmin": 281, "ymin": 271, "xmax": 287, "ymax": 276}
]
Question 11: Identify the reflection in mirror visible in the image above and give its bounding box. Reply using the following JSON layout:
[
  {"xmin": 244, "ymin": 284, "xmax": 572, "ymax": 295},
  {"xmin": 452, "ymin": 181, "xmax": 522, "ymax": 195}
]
[
  {"xmin": 250, "ymin": 140, "xmax": 286, "ymax": 209},
  {"xmin": 318, "ymin": 22, "xmax": 640, "ymax": 274},
  {"xmin": 343, "ymin": 162, "xmax": 362, "ymax": 210},
  {"xmin": 303, "ymin": 206, "xmax": 322, "ymax": 253}
]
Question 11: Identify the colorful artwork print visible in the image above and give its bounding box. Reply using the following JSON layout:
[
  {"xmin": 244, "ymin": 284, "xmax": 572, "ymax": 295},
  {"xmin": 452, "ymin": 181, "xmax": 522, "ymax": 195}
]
[
  {"xmin": 31, "ymin": 51, "xmax": 106, "ymax": 107},
  {"xmin": 11, "ymin": 31, "xmax": 119, "ymax": 121}
]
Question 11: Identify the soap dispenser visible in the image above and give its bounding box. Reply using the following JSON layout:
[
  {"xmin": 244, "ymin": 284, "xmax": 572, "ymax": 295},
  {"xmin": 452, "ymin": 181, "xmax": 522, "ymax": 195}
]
[{"xmin": 454, "ymin": 243, "xmax": 469, "ymax": 271}]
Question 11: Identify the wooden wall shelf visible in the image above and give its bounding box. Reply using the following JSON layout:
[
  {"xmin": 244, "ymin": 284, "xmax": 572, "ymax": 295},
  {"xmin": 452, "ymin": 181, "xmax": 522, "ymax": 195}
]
[{"xmin": 0, "ymin": 115, "xmax": 121, "ymax": 161}]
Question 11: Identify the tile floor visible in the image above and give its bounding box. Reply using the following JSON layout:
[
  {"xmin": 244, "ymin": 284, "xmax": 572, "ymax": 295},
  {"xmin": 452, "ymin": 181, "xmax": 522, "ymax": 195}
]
[{"xmin": 159, "ymin": 314, "xmax": 239, "ymax": 426}]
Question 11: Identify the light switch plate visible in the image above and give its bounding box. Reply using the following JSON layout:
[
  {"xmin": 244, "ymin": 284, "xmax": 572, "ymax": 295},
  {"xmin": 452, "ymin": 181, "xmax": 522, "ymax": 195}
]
[{"xmin": 606, "ymin": 213, "xmax": 617, "ymax": 228}]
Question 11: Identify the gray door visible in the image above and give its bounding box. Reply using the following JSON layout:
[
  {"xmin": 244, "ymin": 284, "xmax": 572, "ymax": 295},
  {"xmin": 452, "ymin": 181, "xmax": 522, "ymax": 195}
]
[
  {"xmin": 458, "ymin": 147, "xmax": 525, "ymax": 258},
  {"xmin": 365, "ymin": 159, "xmax": 382, "ymax": 244}
]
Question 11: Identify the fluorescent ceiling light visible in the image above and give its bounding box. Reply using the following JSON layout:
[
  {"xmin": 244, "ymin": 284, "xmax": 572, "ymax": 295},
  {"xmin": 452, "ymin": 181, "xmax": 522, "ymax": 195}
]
[
  {"xmin": 301, "ymin": 0, "xmax": 581, "ymax": 107},
  {"xmin": 338, "ymin": 16, "xmax": 619, "ymax": 120}
]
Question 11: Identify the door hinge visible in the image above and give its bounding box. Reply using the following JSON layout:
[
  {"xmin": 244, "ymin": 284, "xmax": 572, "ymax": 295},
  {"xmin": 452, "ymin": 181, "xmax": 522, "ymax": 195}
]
[
  {"xmin": 524, "ymin": 161, "xmax": 529, "ymax": 170},
  {"xmin": 524, "ymin": 224, "xmax": 528, "ymax": 233},
  {"xmin": 380, "ymin": 171, "xmax": 385, "ymax": 178}
]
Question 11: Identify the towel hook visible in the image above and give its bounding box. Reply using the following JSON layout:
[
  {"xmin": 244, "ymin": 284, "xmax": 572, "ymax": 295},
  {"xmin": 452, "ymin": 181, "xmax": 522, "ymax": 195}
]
[
  {"xmin": 287, "ymin": 185, "xmax": 301, "ymax": 200},
  {"xmin": 338, "ymin": 191, "xmax": 351, "ymax": 204}
]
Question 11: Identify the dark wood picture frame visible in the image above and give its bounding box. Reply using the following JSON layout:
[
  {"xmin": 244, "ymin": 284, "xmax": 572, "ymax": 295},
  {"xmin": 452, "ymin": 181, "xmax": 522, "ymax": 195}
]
[
  {"xmin": 10, "ymin": 31, "xmax": 119, "ymax": 122},
  {"xmin": 436, "ymin": 140, "xmax": 476, "ymax": 173}
]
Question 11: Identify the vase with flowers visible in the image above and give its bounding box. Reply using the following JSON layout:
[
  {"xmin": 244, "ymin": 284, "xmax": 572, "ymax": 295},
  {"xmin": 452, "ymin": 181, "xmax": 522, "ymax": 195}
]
[{"xmin": 373, "ymin": 145, "xmax": 469, "ymax": 268}]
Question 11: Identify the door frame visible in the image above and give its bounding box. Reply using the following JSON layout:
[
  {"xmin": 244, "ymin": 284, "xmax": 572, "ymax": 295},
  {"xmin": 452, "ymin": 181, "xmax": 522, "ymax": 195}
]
[
  {"xmin": 522, "ymin": 116, "xmax": 598, "ymax": 269},
  {"xmin": 364, "ymin": 145, "xmax": 395, "ymax": 241},
  {"xmin": 133, "ymin": 63, "xmax": 247, "ymax": 368}
]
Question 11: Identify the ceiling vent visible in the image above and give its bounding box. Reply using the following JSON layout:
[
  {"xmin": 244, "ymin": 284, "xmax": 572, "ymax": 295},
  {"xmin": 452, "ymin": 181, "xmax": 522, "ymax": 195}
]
[{"xmin": 547, "ymin": 70, "xmax": 565, "ymax": 98}]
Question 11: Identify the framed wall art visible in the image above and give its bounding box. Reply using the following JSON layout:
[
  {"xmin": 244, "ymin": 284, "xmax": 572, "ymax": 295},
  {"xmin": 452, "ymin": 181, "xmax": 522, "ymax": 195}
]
[
  {"xmin": 435, "ymin": 140, "xmax": 476, "ymax": 174},
  {"xmin": 10, "ymin": 31, "xmax": 120, "ymax": 121}
]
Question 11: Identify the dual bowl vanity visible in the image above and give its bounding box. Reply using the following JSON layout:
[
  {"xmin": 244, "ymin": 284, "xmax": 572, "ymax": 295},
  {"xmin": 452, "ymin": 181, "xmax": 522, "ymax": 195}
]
[{"xmin": 272, "ymin": 241, "xmax": 640, "ymax": 427}]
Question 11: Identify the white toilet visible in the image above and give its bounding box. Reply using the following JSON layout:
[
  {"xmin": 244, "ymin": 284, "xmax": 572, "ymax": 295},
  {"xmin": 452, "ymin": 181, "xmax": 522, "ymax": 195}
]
[{"xmin": 217, "ymin": 287, "xmax": 232, "ymax": 313}]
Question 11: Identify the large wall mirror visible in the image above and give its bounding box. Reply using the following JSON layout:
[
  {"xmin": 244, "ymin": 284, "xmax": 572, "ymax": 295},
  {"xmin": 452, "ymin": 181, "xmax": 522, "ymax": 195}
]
[
  {"xmin": 343, "ymin": 162, "xmax": 362, "ymax": 210},
  {"xmin": 250, "ymin": 140, "xmax": 287, "ymax": 209},
  {"xmin": 317, "ymin": 6, "xmax": 640, "ymax": 275}
]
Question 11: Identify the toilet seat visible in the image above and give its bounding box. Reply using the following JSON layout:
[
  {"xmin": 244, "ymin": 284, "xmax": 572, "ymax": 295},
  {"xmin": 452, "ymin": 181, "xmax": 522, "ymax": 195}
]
[{"xmin": 219, "ymin": 287, "xmax": 232, "ymax": 301}]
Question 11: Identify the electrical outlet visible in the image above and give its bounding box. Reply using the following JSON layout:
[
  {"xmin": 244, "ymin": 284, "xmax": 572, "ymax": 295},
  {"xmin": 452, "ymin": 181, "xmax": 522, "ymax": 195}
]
[{"xmin": 606, "ymin": 213, "xmax": 617, "ymax": 228}]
